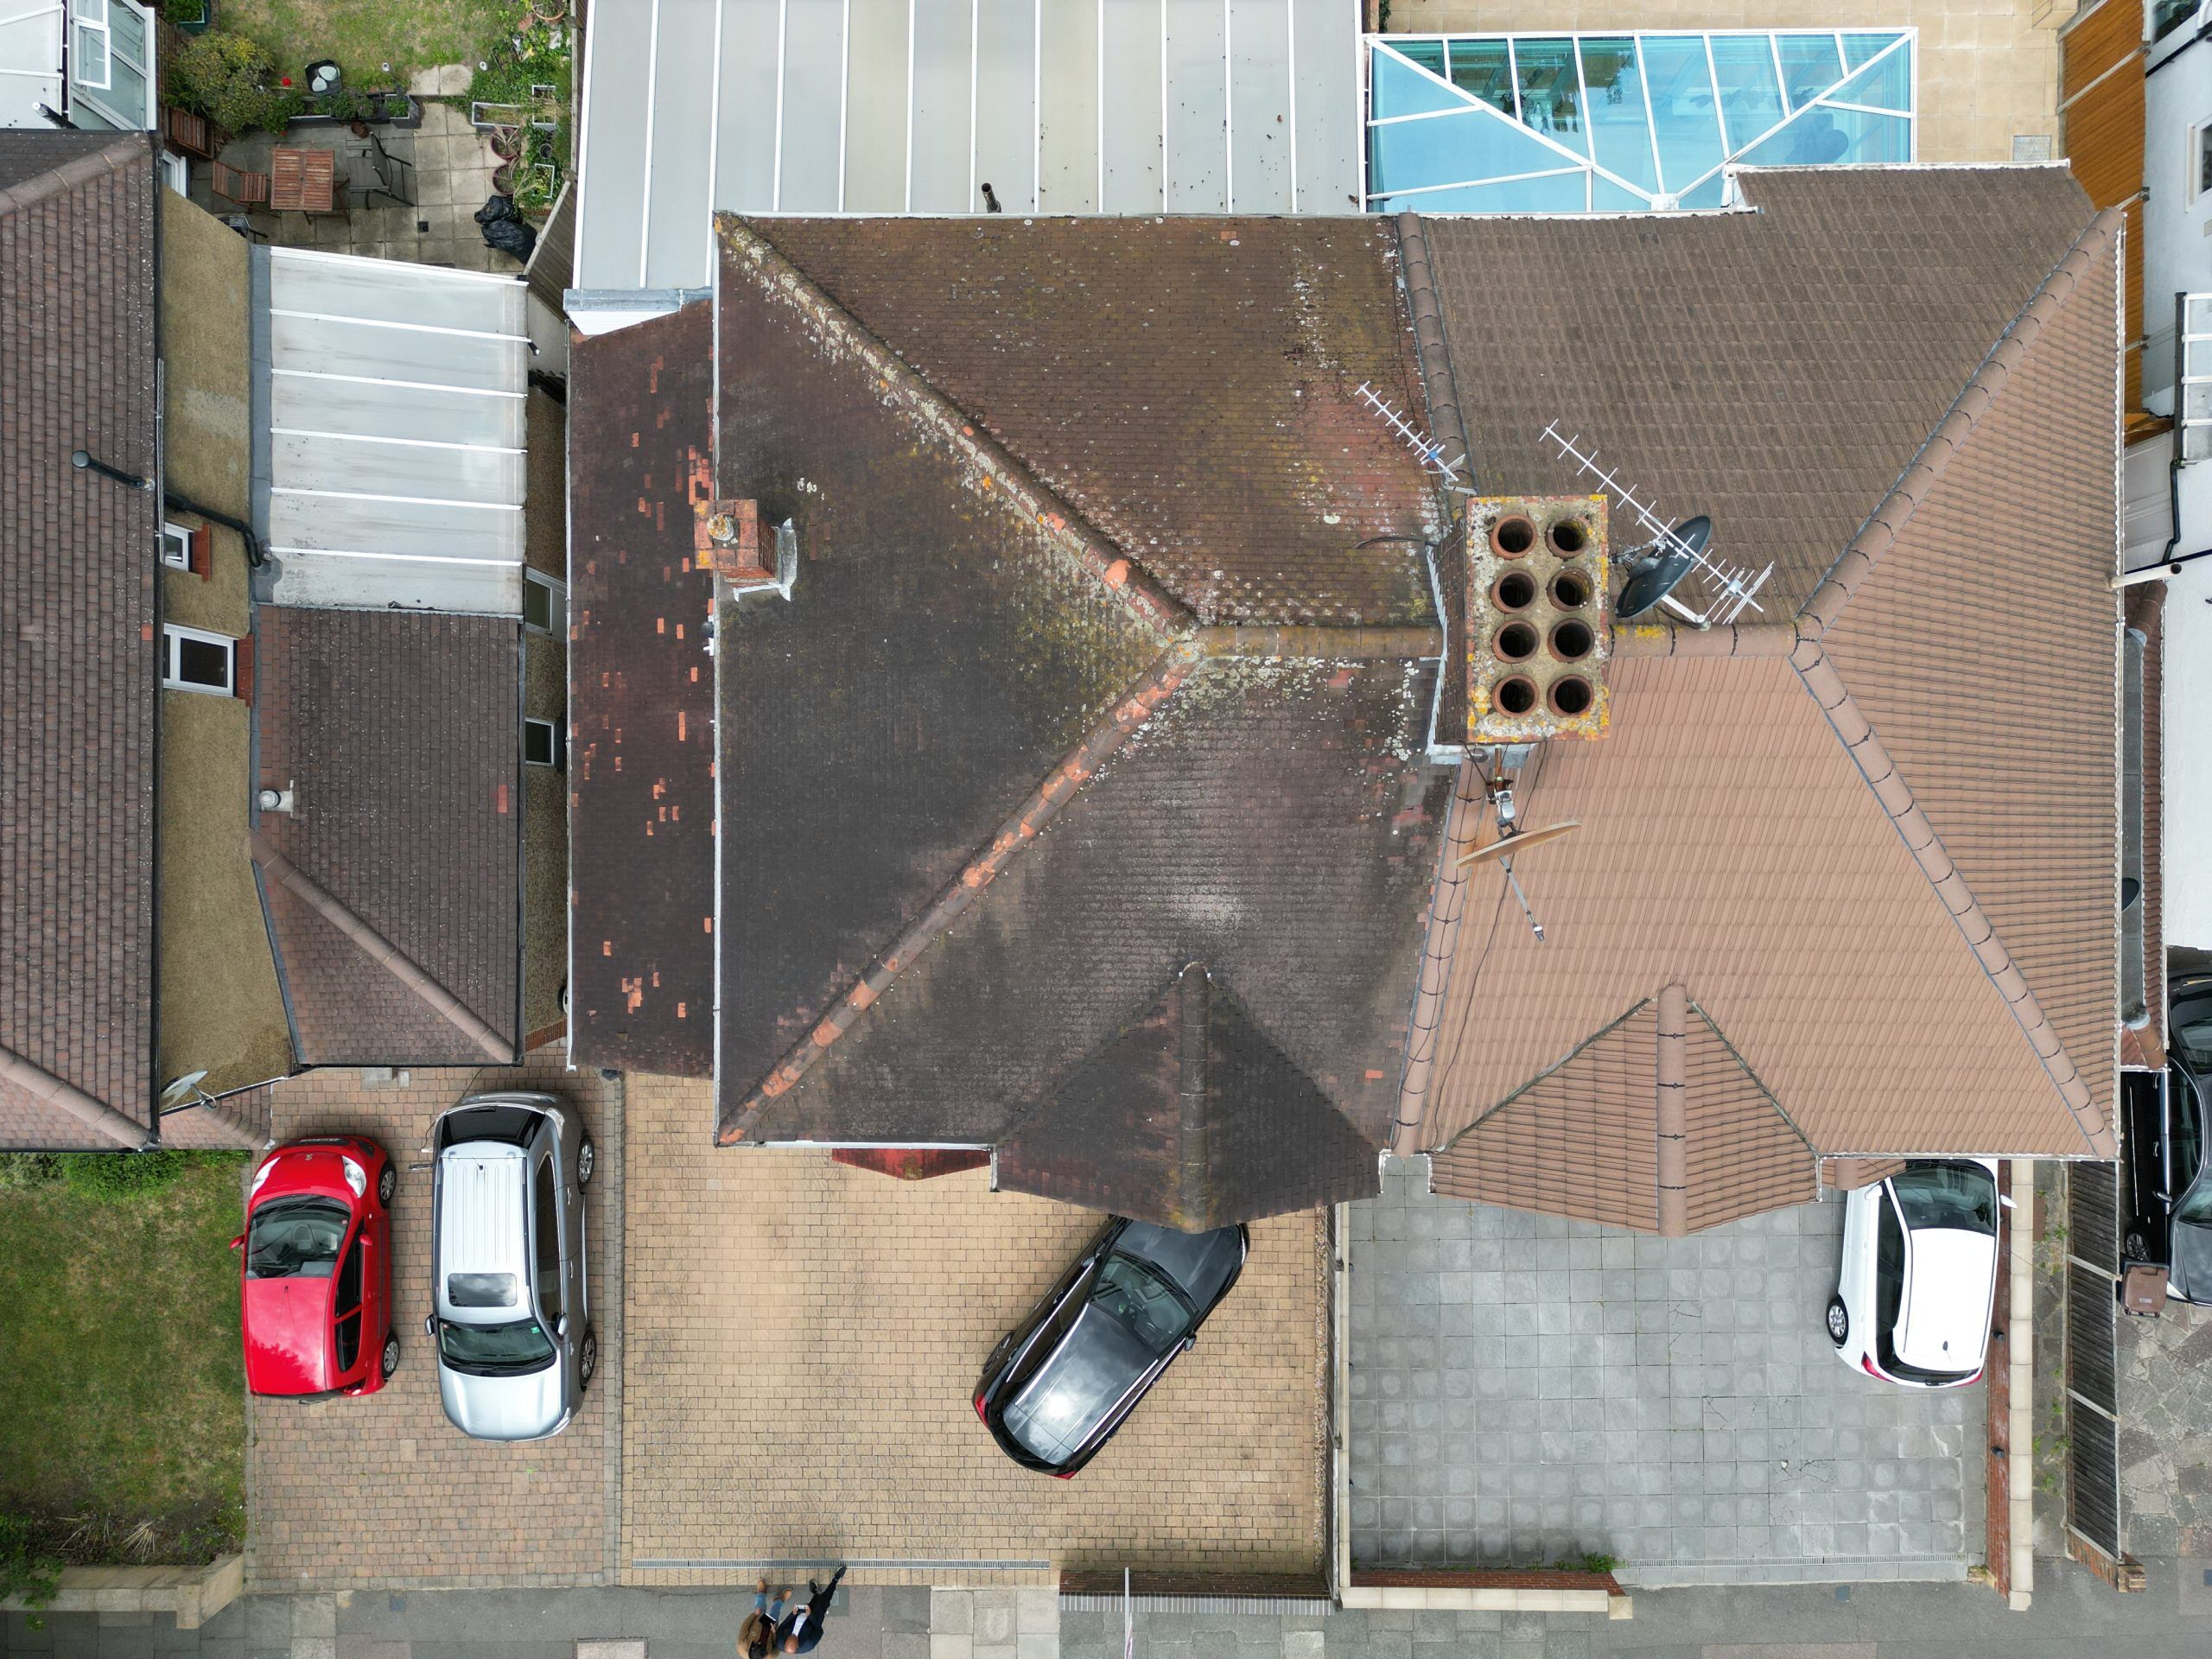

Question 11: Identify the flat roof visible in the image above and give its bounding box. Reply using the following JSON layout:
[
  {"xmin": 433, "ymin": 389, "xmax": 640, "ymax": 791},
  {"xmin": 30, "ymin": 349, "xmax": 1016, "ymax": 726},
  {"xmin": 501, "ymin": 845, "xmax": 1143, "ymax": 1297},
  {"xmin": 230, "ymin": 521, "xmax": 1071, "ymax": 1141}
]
[{"xmin": 573, "ymin": 0, "xmax": 1363, "ymax": 292}]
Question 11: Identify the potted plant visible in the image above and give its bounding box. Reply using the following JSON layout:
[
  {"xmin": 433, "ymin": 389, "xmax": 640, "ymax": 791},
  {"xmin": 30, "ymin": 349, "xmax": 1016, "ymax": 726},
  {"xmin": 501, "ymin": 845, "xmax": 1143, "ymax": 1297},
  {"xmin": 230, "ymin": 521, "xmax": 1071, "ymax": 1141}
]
[{"xmin": 162, "ymin": 0, "xmax": 214, "ymax": 34}]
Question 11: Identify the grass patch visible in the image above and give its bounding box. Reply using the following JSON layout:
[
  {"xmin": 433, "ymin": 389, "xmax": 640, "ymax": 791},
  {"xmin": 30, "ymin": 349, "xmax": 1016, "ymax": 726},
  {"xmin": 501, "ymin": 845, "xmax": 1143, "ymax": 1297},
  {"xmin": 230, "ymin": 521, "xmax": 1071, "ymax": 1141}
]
[
  {"xmin": 0, "ymin": 1154, "xmax": 248, "ymax": 1565},
  {"xmin": 213, "ymin": 0, "xmax": 513, "ymax": 90}
]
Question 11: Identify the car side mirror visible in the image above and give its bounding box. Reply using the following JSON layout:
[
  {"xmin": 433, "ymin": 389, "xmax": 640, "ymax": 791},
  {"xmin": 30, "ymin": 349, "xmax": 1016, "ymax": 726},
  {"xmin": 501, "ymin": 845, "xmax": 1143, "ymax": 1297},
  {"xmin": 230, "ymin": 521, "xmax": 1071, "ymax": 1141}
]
[
  {"xmin": 556, "ymin": 1316, "xmax": 569, "ymax": 1338},
  {"xmin": 423, "ymin": 1315, "xmax": 436, "ymax": 1338},
  {"xmin": 1180, "ymin": 1336, "xmax": 1197, "ymax": 1353},
  {"xmin": 1999, "ymin": 1194, "xmax": 2017, "ymax": 1211},
  {"xmin": 229, "ymin": 1232, "xmax": 245, "ymax": 1252}
]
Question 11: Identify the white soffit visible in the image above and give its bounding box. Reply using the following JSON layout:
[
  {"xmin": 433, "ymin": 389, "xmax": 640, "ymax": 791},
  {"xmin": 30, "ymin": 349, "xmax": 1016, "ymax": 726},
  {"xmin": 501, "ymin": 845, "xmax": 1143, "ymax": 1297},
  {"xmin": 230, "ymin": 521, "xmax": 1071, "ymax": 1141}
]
[
  {"xmin": 574, "ymin": 0, "xmax": 1363, "ymax": 293},
  {"xmin": 261, "ymin": 247, "xmax": 531, "ymax": 615}
]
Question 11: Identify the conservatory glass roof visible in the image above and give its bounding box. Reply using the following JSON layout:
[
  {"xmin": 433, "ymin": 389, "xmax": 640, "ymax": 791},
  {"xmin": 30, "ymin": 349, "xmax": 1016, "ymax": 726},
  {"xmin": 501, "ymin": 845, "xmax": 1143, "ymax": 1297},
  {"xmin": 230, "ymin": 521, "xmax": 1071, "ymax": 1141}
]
[{"xmin": 1363, "ymin": 29, "xmax": 1915, "ymax": 213}]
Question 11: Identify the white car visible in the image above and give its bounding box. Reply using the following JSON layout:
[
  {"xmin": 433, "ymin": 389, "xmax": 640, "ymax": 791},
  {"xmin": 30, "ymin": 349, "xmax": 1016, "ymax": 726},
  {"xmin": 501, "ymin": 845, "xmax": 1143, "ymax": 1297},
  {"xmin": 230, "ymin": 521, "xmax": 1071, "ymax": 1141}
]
[{"xmin": 1826, "ymin": 1159, "xmax": 2002, "ymax": 1389}]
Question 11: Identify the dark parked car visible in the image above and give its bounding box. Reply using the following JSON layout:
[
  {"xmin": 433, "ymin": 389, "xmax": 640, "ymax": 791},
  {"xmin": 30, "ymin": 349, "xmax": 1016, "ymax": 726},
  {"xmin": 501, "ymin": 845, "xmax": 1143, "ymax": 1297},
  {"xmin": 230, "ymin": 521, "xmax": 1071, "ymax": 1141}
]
[
  {"xmin": 2124, "ymin": 976, "xmax": 2212, "ymax": 1300},
  {"xmin": 973, "ymin": 1217, "xmax": 1248, "ymax": 1477}
]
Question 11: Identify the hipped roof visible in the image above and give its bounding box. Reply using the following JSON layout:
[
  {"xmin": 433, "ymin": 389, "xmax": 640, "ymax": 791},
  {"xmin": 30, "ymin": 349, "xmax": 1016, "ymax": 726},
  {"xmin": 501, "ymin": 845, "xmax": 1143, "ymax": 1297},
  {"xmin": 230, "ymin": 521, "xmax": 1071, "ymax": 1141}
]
[{"xmin": 1415, "ymin": 168, "xmax": 2124, "ymax": 1190}]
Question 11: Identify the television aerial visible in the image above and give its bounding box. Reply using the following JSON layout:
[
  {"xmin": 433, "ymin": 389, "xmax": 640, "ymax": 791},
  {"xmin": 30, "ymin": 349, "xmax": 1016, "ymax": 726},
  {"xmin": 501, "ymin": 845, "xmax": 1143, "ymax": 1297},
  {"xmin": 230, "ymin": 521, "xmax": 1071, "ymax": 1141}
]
[
  {"xmin": 1538, "ymin": 423, "xmax": 1771, "ymax": 626},
  {"xmin": 1455, "ymin": 751, "xmax": 1580, "ymax": 943}
]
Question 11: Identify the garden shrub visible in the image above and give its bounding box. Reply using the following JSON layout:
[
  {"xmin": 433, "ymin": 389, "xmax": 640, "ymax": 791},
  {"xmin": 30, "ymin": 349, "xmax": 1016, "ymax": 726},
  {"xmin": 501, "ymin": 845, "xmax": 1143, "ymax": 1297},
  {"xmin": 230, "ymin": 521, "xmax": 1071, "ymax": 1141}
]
[
  {"xmin": 166, "ymin": 34, "xmax": 303, "ymax": 135},
  {"xmin": 58, "ymin": 1150, "xmax": 192, "ymax": 1200}
]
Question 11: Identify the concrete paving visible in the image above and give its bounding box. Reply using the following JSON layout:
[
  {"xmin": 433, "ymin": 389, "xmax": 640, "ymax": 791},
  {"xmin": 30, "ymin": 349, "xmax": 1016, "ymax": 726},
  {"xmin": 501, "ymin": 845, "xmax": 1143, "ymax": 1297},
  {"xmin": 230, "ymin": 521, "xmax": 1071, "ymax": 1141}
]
[
  {"xmin": 15, "ymin": 1557, "xmax": 2212, "ymax": 1659},
  {"xmin": 1347, "ymin": 1157, "xmax": 1986, "ymax": 1585}
]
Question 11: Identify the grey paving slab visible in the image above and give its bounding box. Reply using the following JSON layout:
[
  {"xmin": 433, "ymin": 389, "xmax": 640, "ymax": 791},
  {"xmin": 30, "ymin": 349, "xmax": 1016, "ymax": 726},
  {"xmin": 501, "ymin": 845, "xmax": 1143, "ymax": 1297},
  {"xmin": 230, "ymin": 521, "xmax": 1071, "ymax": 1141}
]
[{"xmin": 1347, "ymin": 1156, "xmax": 1986, "ymax": 1586}]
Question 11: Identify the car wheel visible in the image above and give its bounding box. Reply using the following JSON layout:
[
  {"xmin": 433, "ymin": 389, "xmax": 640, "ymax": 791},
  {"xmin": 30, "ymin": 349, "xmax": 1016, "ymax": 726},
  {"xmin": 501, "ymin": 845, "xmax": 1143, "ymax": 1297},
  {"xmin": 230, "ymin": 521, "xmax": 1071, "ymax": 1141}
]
[
  {"xmin": 578, "ymin": 1328, "xmax": 598, "ymax": 1389},
  {"xmin": 377, "ymin": 1162, "xmax": 397, "ymax": 1207},
  {"xmin": 380, "ymin": 1333, "xmax": 401, "ymax": 1378},
  {"xmin": 2125, "ymin": 1229, "xmax": 2147, "ymax": 1262},
  {"xmin": 576, "ymin": 1140, "xmax": 595, "ymax": 1187},
  {"xmin": 1825, "ymin": 1295, "xmax": 1849, "ymax": 1346}
]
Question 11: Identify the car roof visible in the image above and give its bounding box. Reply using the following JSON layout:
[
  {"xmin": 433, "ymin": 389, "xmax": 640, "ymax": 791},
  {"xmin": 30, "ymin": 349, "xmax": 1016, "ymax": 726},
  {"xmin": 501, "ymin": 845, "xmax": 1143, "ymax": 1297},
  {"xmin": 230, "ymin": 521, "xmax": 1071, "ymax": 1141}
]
[
  {"xmin": 1896, "ymin": 1226, "xmax": 1997, "ymax": 1371},
  {"xmin": 436, "ymin": 1141, "xmax": 531, "ymax": 1320},
  {"xmin": 1001, "ymin": 1302, "xmax": 1154, "ymax": 1465}
]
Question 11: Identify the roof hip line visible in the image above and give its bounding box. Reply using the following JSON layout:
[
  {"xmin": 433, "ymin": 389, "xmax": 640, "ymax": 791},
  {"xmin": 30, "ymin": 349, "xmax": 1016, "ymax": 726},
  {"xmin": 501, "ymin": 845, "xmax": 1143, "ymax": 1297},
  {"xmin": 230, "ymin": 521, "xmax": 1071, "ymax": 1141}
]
[
  {"xmin": 1797, "ymin": 204, "xmax": 2125, "ymax": 639},
  {"xmin": 0, "ymin": 1043, "xmax": 149, "ymax": 1148},
  {"xmin": 1195, "ymin": 624, "xmax": 1442, "ymax": 658},
  {"xmin": 246, "ymin": 832, "xmax": 514, "ymax": 1063},
  {"xmin": 717, "ymin": 215, "xmax": 1192, "ymax": 640},
  {"xmin": 1653, "ymin": 983, "xmax": 1689, "ymax": 1236},
  {"xmin": 1393, "ymin": 212, "xmax": 1475, "ymax": 484},
  {"xmin": 0, "ymin": 134, "xmax": 147, "ymax": 218},
  {"xmin": 1788, "ymin": 645, "xmax": 2113, "ymax": 1158},
  {"xmin": 720, "ymin": 639, "xmax": 1204, "ymax": 1142}
]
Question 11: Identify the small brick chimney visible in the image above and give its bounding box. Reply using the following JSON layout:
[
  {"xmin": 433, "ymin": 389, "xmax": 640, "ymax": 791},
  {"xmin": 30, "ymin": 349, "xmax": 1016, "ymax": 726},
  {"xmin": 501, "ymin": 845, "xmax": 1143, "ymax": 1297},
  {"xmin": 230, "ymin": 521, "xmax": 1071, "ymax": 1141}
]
[{"xmin": 696, "ymin": 498, "xmax": 772, "ymax": 584}]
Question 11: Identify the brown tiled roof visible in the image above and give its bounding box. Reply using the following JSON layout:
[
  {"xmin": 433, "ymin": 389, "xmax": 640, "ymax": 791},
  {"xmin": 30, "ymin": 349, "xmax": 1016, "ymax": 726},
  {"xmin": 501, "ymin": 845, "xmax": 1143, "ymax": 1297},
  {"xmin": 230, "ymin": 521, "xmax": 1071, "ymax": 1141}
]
[
  {"xmin": 254, "ymin": 607, "xmax": 521, "ymax": 1065},
  {"xmin": 728, "ymin": 647, "xmax": 1446, "ymax": 1172},
  {"xmin": 0, "ymin": 134, "xmax": 157, "ymax": 1149},
  {"xmin": 567, "ymin": 299, "xmax": 720, "ymax": 1077},
  {"xmin": 1421, "ymin": 167, "xmax": 2101, "ymax": 613},
  {"xmin": 1428, "ymin": 991, "xmax": 1815, "ymax": 1235},
  {"xmin": 734, "ymin": 214, "xmax": 1447, "ymax": 626},
  {"xmin": 1419, "ymin": 174, "xmax": 2124, "ymax": 1198},
  {"xmin": 996, "ymin": 963, "xmax": 1381, "ymax": 1230},
  {"xmin": 678, "ymin": 220, "xmax": 1448, "ymax": 1223}
]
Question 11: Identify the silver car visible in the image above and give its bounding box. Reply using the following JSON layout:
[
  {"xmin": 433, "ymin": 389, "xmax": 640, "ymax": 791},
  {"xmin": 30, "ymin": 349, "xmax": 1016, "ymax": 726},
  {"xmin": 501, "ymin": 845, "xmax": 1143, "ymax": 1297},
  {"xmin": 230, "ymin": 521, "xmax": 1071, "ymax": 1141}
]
[{"xmin": 423, "ymin": 1093, "xmax": 595, "ymax": 1440}]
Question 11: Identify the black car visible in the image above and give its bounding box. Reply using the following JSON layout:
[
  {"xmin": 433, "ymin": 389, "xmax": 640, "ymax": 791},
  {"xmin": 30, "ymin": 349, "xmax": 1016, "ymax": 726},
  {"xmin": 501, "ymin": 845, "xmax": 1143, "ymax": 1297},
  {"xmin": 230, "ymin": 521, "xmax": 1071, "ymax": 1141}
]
[
  {"xmin": 973, "ymin": 1217, "xmax": 1249, "ymax": 1477},
  {"xmin": 2124, "ymin": 976, "xmax": 2212, "ymax": 1300}
]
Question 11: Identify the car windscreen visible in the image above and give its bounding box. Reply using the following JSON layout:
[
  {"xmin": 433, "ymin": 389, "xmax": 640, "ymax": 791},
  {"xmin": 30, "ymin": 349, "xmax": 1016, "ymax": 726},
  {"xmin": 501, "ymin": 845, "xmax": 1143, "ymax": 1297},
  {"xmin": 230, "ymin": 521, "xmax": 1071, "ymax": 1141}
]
[
  {"xmin": 1090, "ymin": 1254, "xmax": 1194, "ymax": 1354},
  {"xmin": 435, "ymin": 1317, "xmax": 556, "ymax": 1374},
  {"xmin": 436, "ymin": 1103, "xmax": 539, "ymax": 1147},
  {"xmin": 1891, "ymin": 1162, "xmax": 1996, "ymax": 1236},
  {"xmin": 2173, "ymin": 991, "xmax": 2212, "ymax": 1073},
  {"xmin": 246, "ymin": 1196, "xmax": 350, "ymax": 1279},
  {"xmin": 2172, "ymin": 1065, "xmax": 2205, "ymax": 1196}
]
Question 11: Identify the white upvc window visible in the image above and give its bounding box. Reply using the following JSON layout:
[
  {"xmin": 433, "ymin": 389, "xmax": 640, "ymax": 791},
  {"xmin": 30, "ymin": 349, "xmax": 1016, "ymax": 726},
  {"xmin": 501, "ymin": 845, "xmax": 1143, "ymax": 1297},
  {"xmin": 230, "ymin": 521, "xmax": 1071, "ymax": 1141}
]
[
  {"xmin": 162, "ymin": 624, "xmax": 234, "ymax": 695},
  {"xmin": 523, "ymin": 716, "xmax": 565, "ymax": 769},
  {"xmin": 522, "ymin": 568, "xmax": 565, "ymax": 634},
  {"xmin": 161, "ymin": 521, "xmax": 193, "ymax": 570},
  {"xmin": 70, "ymin": 0, "xmax": 110, "ymax": 91}
]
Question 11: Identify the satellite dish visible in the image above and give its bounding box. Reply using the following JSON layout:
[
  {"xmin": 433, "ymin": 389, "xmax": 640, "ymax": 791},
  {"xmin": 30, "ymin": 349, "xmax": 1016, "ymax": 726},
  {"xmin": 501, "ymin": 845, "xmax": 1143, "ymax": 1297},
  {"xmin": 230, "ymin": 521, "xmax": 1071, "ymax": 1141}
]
[
  {"xmin": 1457, "ymin": 819, "xmax": 1580, "ymax": 868},
  {"xmin": 1618, "ymin": 516, "xmax": 1711, "ymax": 620},
  {"xmin": 160, "ymin": 1070, "xmax": 211, "ymax": 1110}
]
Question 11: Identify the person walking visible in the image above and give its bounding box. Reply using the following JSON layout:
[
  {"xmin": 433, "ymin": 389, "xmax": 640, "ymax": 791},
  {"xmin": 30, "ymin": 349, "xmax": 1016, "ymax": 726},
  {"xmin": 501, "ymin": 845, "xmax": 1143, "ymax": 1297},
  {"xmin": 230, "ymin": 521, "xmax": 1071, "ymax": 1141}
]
[
  {"xmin": 741, "ymin": 1580, "xmax": 789, "ymax": 1659},
  {"xmin": 776, "ymin": 1565, "xmax": 847, "ymax": 1655}
]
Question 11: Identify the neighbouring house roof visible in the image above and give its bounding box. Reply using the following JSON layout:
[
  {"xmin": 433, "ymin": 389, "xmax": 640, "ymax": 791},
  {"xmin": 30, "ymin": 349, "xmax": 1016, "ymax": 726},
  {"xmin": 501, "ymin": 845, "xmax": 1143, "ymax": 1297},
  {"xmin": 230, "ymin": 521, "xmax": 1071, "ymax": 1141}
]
[
  {"xmin": 252, "ymin": 607, "xmax": 522, "ymax": 1065},
  {"xmin": 254, "ymin": 248, "xmax": 531, "ymax": 617},
  {"xmin": 571, "ymin": 0, "xmax": 1360, "ymax": 293},
  {"xmin": 0, "ymin": 132, "xmax": 158, "ymax": 1149},
  {"xmin": 569, "ymin": 212, "xmax": 1454, "ymax": 1223},
  {"xmin": 1416, "ymin": 168, "xmax": 2125, "ymax": 1226}
]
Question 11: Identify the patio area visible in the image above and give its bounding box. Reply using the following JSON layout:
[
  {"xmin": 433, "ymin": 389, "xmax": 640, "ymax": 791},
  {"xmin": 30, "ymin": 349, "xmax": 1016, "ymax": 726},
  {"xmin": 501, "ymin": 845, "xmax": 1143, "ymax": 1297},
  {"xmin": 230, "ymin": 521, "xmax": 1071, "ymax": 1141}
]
[{"xmin": 185, "ymin": 97, "xmax": 520, "ymax": 271}]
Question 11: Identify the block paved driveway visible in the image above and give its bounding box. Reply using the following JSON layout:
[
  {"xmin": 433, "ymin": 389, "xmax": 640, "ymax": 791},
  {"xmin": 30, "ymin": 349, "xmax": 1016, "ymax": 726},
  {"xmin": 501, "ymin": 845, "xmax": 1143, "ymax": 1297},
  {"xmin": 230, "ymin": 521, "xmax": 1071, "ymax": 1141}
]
[
  {"xmin": 620, "ymin": 1072, "xmax": 1329, "ymax": 1581},
  {"xmin": 1348, "ymin": 1157, "xmax": 1986, "ymax": 1586},
  {"xmin": 246, "ymin": 1055, "xmax": 623, "ymax": 1591}
]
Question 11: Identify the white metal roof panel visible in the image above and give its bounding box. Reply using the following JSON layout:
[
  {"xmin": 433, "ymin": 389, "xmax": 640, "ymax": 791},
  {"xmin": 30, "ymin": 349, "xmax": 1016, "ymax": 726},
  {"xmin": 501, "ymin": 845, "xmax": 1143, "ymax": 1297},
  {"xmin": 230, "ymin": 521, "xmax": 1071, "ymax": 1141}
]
[
  {"xmin": 258, "ymin": 249, "xmax": 531, "ymax": 615},
  {"xmin": 573, "ymin": 0, "xmax": 1363, "ymax": 291}
]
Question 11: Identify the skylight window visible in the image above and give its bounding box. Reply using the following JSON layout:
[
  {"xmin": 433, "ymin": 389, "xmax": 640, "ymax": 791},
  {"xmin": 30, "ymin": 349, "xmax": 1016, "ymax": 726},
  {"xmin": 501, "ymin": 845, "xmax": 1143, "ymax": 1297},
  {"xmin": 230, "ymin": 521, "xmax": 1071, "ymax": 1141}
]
[{"xmin": 1363, "ymin": 29, "xmax": 1916, "ymax": 215}]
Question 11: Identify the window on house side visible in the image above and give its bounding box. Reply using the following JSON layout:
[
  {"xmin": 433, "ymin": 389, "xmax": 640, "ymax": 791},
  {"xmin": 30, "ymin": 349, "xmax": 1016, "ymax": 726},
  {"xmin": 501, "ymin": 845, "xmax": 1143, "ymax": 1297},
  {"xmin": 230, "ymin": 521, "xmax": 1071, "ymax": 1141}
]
[
  {"xmin": 163, "ymin": 625, "xmax": 234, "ymax": 695},
  {"xmin": 2195, "ymin": 120, "xmax": 2212, "ymax": 205},
  {"xmin": 522, "ymin": 569, "xmax": 563, "ymax": 634},
  {"xmin": 524, "ymin": 717, "xmax": 564, "ymax": 769},
  {"xmin": 71, "ymin": 0, "xmax": 111, "ymax": 90},
  {"xmin": 161, "ymin": 522, "xmax": 193, "ymax": 570}
]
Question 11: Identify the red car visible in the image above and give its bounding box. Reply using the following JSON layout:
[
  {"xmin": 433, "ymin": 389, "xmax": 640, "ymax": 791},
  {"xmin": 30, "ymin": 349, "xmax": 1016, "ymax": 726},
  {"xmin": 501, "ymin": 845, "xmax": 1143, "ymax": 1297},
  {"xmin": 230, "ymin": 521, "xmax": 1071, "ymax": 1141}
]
[{"xmin": 234, "ymin": 1136, "xmax": 398, "ymax": 1397}]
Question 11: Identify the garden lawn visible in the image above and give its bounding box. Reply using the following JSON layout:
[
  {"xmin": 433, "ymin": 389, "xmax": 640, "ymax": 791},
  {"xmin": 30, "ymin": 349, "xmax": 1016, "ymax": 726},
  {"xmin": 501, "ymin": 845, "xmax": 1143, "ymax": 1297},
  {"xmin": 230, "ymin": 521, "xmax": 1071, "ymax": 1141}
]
[
  {"xmin": 0, "ymin": 1155, "xmax": 249, "ymax": 1564},
  {"xmin": 212, "ymin": 0, "xmax": 513, "ymax": 92}
]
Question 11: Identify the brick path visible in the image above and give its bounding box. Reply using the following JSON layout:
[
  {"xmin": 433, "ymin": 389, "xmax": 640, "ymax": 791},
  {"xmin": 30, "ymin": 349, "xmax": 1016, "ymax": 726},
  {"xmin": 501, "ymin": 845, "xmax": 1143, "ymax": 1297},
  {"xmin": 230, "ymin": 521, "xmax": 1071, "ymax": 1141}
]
[
  {"xmin": 245, "ymin": 1056, "xmax": 622, "ymax": 1590},
  {"xmin": 620, "ymin": 1073, "xmax": 1328, "ymax": 1583},
  {"xmin": 1349, "ymin": 1158, "xmax": 1985, "ymax": 1586}
]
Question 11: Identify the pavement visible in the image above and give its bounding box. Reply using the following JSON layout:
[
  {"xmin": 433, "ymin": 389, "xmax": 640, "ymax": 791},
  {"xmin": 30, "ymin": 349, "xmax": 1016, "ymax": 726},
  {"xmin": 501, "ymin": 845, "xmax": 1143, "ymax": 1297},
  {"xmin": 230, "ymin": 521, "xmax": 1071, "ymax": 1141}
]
[
  {"xmin": 20, "ymin": 1555, "xmax": 2212, "ymax": 1659},
  {"xmin": 618, "ymin": 1075, "xmax": 1329, "ymax": 1583},
  {"xmin": 1348, "ymin": 1159, "xmax": 1985, "ymax": 1586},
  {"xmin": 245, "ymin": 1058, "xmax": 624, "ymax": 1590},
  {"xmin": 2117, "ymin": 1289, "xmax": 2212, "ymax": 1559}
]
